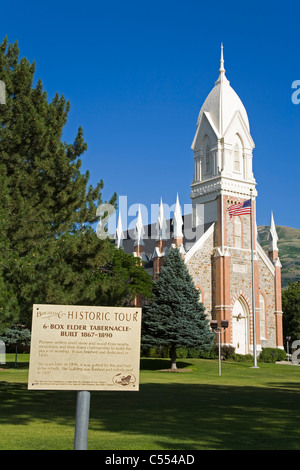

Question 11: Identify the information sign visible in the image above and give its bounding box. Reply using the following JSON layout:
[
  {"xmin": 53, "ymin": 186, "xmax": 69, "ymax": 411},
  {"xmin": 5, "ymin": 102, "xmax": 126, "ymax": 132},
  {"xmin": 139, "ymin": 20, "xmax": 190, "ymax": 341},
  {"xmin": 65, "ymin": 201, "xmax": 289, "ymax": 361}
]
[{"xmin": 28, "ymin": 304, "xmax": 142, "ymax": 391}]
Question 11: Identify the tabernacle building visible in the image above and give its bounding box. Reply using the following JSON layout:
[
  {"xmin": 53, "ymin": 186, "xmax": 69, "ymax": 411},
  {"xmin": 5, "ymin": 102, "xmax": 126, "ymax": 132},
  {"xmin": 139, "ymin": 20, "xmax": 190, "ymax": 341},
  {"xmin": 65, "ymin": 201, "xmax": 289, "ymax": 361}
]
[{"xmin": 119, "ymin": 46, "xmax": 283, "ymax": 355}]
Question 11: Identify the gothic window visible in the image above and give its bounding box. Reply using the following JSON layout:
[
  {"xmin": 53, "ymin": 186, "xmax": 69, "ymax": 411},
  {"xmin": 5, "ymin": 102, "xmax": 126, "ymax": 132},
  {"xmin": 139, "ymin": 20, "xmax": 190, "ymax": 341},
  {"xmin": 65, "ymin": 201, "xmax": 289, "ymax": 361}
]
[
  {"xmin": 234, "ymin": 144, "xmax": 241, "ymax": 173},
  {"xmin": 234, "ymin": 217, "xmax": 242, "ymax": 248},
  {"xmin": 259, "ymin": 293, "xmax": 266, "ymax": 338},
  {"xmin": 196, "ymin": 284, "xmax": 203, "ymax": 304},
  {"xmin": 205, "ymin": 145, "xmax": 210, "ymax": 174}
]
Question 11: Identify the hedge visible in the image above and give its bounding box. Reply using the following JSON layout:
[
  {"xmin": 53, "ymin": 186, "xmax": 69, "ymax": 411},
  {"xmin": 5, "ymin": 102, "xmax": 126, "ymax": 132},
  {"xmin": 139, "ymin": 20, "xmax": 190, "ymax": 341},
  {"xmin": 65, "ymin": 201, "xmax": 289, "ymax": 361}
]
[{"xmin": 258, "ymin": 348, "xmax": 287, "ymax": 363}]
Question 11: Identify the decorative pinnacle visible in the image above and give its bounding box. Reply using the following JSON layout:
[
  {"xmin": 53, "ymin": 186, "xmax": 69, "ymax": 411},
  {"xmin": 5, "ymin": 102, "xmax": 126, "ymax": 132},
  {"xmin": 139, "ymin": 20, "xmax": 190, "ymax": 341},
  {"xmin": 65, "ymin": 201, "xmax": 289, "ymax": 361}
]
[
  {"xmin": 157, "ymin": 198, "xmax": 167, "ymax": 241},
  {"xmin": 173, "ymin": 193, "xmax": 183, "ymax": 239},
  {"xmin": 115, "ymin": 212, "xmax": 124, "ymax": 249},
  {"xmin": 219, "ymin": 43, "xmax": 225, "ymax": 75},
  {"xmin": 134, "ymin": 205, "xmax": 145, "ymax": 246},
  {"xmin": 268, "ymin": 211, "xmax": 278, "ymax": 252}
]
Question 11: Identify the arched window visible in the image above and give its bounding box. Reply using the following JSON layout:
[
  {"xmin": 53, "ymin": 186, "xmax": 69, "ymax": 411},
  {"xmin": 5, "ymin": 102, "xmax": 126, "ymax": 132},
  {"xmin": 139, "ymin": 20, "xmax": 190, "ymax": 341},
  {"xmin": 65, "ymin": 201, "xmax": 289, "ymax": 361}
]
[
  {"xmin": 259, "ymin": 293, "xmax": 266, "ymax": 338},
  {"xmin": 234, "ymin": 217, "xmax": 242, "ymax": 248},
  {"xmin": 195, "ymin": 284, "xmax": 204, "ymax": 304},
  {"xmin": 205, "ymin": 145, "xmax": 210, "ymax": 174},
  {"xmin": 234, "ymin": 143, "xmax": 241, "ymax": 173}
]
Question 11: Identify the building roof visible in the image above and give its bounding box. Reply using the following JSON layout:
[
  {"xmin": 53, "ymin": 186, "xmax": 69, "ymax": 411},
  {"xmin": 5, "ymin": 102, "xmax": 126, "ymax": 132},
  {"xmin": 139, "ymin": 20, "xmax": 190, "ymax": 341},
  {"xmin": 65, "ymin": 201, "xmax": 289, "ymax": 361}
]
[
  {"xmin": 122, "ymin": 212, "xmax": 214, "ymax": 264},
  {"xmin": 195, "ymin": 44, "xmax": 250, "ymax": 138}
]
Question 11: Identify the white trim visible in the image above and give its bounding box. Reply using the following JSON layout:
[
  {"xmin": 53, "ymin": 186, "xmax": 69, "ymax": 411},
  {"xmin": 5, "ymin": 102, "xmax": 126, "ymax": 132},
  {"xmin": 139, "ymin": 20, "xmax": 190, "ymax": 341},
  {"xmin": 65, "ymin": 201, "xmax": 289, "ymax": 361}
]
[
  {"xmin": 185, "ymin": 223, "xmax": 215, "ymax": 264},
  {"xmin": 223, "ymin": 110, "xmax": 255, "ymax": 148},
  {"xmin": 257, "ymin": 243, "xmax": 275, "ymax": 276},
  {"xmin": 191, "ymin": 112, "xmax": 220, "ymax": 150}
]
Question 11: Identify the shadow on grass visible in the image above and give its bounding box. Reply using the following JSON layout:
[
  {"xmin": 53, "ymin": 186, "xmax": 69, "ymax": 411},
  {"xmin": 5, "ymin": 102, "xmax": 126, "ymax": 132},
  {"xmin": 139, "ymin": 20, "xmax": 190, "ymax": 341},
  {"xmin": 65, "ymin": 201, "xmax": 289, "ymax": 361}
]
[
  {"xmin": 1, "ymin": 362, "xmax": 30, "ymax": 369},
  {"xmin": 91, "ymin": 382, "xmax": 300, "ymax": 450},
  {"xmin": 140, "ymin": 358, "xmax": 194, "ymax": 370},
  {"xmin": 1, "ymin": 379, "xmax": 300, "ymax": 450}
]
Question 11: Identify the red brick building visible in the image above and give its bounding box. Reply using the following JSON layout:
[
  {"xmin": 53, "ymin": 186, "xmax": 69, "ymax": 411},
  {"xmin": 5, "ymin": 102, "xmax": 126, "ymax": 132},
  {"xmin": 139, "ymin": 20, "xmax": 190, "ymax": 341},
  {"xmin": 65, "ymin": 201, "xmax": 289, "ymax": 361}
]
[{"xmin": 120, "ymin": 46, "xmax": 283, "ymax": 356}]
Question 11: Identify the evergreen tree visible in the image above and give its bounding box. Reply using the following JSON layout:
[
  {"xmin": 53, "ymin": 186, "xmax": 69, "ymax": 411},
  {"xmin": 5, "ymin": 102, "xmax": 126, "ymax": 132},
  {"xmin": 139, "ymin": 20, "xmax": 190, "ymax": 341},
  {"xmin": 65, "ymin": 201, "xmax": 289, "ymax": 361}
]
[
  {"xmin": 0, "ymin": 164, "xmax": 19, "ymax": 332},
  {"xmin": 282, "ymin": 280, "xmax": 300, "ymax": 345},
  {"xmin": 0, "ymin": 325, "xmax": 31, "ymax": 365},
  {"xmin": 0, "ymin": 37, "xmax": 152, "ymax": 327},
  {"xmin": 142, "ymin": 247, "xmax": 214, "ymax": 369}
]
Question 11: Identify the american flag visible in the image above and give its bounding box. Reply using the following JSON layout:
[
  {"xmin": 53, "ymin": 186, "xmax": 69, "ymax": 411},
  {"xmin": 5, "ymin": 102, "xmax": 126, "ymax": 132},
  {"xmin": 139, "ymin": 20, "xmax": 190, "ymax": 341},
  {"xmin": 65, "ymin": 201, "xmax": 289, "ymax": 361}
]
[{"xmin": 228, "ymin": 199, "xmax": 251, "ymax": 218}]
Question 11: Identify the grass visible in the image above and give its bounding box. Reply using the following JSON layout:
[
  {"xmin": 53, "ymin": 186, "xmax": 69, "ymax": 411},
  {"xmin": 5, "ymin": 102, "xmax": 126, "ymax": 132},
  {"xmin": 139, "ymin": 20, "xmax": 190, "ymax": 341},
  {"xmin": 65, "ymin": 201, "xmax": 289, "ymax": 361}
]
[{"xmin": 1, "ymin": 354, "xmax": 300, "ymax": 450}]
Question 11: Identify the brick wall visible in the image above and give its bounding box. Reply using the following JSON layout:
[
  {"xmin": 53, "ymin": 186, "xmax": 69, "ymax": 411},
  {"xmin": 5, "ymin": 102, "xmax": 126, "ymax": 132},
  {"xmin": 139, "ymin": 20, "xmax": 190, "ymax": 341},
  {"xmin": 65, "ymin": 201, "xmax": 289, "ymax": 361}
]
[{"xmin": 186, "ymin": 231, "xmax": 214, "ymax": 320}]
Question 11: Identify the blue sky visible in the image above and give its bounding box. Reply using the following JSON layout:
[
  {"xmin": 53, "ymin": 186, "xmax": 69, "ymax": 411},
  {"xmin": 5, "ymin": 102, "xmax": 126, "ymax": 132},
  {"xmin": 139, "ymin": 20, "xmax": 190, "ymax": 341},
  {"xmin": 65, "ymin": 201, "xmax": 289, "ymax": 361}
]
[{"xmin": 2, "ymin": 0, "xmax": 300, "ymax": 230}]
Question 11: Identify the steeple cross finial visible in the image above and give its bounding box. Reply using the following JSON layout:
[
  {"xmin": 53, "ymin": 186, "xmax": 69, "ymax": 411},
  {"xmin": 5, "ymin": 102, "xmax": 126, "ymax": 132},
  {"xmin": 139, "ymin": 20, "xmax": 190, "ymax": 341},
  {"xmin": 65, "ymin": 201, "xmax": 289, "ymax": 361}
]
[{"xmin": 219, "ymin": 43, "xmax": 225, "ymax": 76}]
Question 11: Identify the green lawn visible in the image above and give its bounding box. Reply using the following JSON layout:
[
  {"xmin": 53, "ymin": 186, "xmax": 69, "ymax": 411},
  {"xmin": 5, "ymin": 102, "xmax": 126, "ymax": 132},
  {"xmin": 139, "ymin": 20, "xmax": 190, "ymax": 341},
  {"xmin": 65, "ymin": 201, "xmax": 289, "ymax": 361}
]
[{"xmin": 0, "ymin": 354, "xmax": 300, "ymax": 450}]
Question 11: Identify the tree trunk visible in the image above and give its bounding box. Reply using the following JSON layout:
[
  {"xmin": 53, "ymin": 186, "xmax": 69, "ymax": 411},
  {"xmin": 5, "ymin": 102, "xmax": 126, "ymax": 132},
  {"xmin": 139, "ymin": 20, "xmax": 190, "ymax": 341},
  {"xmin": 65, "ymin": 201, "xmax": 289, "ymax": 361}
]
[{"xmin": 170, "ymin": 345, "xmax": 177, "ymax": 370}]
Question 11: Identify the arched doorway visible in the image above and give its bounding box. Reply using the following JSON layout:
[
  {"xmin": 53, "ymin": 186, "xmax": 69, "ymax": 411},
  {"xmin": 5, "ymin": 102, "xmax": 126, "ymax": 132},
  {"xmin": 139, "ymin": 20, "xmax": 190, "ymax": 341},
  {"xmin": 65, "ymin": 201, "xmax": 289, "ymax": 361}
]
[{"xmin": 232, "ymin": 297, "xmax": 249, "ymax": 355}]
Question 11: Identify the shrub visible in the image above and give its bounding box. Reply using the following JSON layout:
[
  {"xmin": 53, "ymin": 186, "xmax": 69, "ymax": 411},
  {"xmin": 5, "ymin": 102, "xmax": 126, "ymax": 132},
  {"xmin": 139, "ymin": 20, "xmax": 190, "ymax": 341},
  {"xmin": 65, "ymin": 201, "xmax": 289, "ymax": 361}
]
[
  {"xmin": 276, "ymin": 348, "xmax": 287, "ymax": 361},
  {"xmin": 232, "ymin": 353, "xmax": 253, "ymax": 363},
  {"xmin": 258, "ymin": 349, "xmax": 276, "ymax": 363},
  {"xmin": 187, "ymin": 348, "xmax": 201, "ymax": 358},
  {"xmin": 141, "ymin": 346, "xmax": 169, "ymax": 358},
  {"xmin": 176, "ymin": 348, "xmax": 188, "ymax": 359},
  {"xmin": 258, "ymin": 348, "xmax": 286, "ymax": 363},
  {"xmin": 214, "ymin": 344, "xmax": 235, "ymax": 360},
  {"xmin": 141, "ymin": 346, "xmax": 217, "ymax": 359}
]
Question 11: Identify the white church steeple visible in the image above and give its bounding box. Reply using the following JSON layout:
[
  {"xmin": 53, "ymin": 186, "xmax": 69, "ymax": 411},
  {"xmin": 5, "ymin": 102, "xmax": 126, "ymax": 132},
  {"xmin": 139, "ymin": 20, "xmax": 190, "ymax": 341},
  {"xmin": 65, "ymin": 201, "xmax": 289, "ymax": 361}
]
[{"xmin": 190, "ymin": 45, "xmax": 256, "ymax": 228}]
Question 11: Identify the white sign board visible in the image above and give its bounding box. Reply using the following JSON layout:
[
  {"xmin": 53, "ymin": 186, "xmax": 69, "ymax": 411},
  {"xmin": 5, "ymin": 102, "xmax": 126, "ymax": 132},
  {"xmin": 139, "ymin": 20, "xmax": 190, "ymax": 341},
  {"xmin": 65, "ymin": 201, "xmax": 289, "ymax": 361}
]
[{"xmin": 28, "ymin": 304, "xmax": 142, "ymax": 391}]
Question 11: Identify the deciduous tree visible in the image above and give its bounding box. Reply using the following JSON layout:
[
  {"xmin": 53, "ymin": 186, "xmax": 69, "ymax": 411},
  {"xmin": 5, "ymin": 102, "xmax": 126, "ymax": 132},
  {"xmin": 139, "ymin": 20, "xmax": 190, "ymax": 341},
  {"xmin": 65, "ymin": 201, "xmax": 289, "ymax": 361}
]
[{"xmin": 282, "ymin": 280, "xmax": 300, "ymax": 345}]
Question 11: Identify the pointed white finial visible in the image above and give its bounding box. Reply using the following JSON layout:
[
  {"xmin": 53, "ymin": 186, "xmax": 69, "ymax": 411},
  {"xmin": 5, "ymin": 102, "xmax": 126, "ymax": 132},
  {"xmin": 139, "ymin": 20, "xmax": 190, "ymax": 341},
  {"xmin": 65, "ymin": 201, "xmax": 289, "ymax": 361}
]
[
  {"xmin": 134, "ymin": 205, "xmax": 145, "ymax": 246},
  {"xmin": 215, "ymin": 43, "xmax": 228, "ymax": 86},
  {"xmin": 268, "ymin": 211, "xmax": 278, "ymax": 252},
  {"xmin": 115, "ymin": 212, "xmax": 124, "ymax": 249},
  {"xmin": 173, "ymin": 193, "xmax": 183, "ymax": 239},
  {"xmin": 157, "ymin": 198, "xmax": 167, "ymax": 241},
  {"xmin": 219, "ymin": 43, "xmax": 225, "ymax": 75}
]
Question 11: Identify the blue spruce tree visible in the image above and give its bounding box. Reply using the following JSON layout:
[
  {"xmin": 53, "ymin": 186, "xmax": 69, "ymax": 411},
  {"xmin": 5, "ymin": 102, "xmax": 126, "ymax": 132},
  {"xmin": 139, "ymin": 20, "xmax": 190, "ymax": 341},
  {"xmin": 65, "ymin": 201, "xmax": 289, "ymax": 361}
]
[{"xmin": 142, "ymin": 247, "xmax": 214, "ymax": 369}]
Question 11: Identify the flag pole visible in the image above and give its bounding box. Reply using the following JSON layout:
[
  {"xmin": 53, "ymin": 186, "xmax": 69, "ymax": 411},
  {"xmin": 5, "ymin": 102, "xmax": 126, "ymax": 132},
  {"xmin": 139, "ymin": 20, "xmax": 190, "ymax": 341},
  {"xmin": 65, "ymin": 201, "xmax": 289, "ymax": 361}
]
[{"xmin": 250, "ymin": 188, "xmax": 258, "ymax": 368}]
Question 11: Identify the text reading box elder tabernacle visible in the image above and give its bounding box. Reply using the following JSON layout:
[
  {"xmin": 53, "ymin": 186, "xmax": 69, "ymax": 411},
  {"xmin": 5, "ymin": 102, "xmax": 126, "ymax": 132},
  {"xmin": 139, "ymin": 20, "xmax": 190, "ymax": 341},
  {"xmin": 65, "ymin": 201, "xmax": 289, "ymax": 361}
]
[{"xmin": 28, "ymin": 304, "xmax": 142, "ymax": 391}]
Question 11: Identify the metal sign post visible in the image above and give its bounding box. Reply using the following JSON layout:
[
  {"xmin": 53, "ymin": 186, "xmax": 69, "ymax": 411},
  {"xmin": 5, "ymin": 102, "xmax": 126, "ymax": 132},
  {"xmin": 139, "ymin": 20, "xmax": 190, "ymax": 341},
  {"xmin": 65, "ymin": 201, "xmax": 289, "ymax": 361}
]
[
  {"xmin": 210, "ymin": 320, "xmax": 229, "ymax": 376},
  {"xmin": 74, "ymin": 391, "xmax": 91, "ymax": 450}
]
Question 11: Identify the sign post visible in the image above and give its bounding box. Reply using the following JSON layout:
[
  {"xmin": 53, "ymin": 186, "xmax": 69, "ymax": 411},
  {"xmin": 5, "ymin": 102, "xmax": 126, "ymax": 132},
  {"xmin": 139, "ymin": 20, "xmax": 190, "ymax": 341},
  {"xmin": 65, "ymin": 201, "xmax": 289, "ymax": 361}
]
[
  {"xmin": 28, "ymin": 304, "xmax": 142, "ymax": 449},
  {"xmin": 74, "ymin": 391, "xmax": 91, "ymax": 450}
]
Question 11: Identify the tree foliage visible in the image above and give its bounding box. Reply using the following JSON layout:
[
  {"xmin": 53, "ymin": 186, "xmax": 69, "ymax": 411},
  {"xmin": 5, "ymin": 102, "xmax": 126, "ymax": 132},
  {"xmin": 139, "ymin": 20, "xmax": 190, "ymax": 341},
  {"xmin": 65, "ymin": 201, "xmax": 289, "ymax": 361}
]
[
  {"xmin": 282, "ymin": 280, "xmax": 300, "ymax": 345},
  {"xmin": 0, "ymin": 37, "xmax": 152, "ymax": 328},
  {"xmin": 142, "ymin": 247, "xmax": 214, "ymax": 369}
]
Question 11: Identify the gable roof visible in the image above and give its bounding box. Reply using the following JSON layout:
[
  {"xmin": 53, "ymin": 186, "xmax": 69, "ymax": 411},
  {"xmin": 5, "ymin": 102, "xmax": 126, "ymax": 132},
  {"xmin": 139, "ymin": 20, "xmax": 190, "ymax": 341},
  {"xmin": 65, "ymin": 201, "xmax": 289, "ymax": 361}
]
[{"xmin": 122, "ymin": 212, "xmax": 214, "ymax": 264}]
